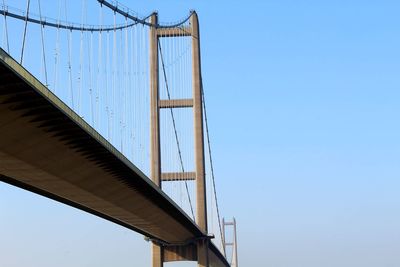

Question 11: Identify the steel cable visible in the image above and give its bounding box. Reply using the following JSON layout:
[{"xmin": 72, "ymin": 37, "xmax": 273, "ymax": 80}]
[{"xmin": 159, "ymin": 39, "xmax": 195, "ymax": 221}]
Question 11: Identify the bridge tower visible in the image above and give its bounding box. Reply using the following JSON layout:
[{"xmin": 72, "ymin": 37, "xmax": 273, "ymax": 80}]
[
  {"xmin": 222, "ymin": 218, "xmax": 239, "ymax": 267},
  {"xmin": 149, "ymin": 11, "xmax": 210, "ymax": 267}
]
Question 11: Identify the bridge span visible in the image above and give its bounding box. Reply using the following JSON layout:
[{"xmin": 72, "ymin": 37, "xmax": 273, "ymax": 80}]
[{"xmin": 0, "ymin": 48, "xmax": 229, "ymax": 267}]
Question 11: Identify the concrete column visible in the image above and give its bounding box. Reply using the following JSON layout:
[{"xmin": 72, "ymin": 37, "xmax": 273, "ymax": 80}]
[
  {"xmin": 191, "ymin": 11, "xmax": 209, "ymax": 267},
  {"xmin": 149, "ymin": 12, "xmax": 163, "ymax": 267},
  {"xmin": 233, "ymin": 218, "xmax": 238, "ymax": 267}
]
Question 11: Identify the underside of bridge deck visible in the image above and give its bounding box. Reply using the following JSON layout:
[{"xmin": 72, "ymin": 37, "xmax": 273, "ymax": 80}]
[{"xmin": 0, "ymin": 48, "xmax": 229, "ymax": 267}]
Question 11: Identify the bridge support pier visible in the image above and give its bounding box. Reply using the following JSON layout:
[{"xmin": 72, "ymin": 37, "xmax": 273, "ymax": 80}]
[
  {"xmin": 152, "ymin": 245, "xmax": 164, "ymax": 267},
  {"xmin": 197, "ymin": 240, "xmax": 210, "ymax": 267}
]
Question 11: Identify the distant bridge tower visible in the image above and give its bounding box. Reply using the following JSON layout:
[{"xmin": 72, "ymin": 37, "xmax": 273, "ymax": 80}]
[
  {"xmin": 149, "ymin": 11, "xmax": 210, "ymax": 267},
  {"xmin": 222, "ymin": 218, "xmax": 239, "ymax": 267}
]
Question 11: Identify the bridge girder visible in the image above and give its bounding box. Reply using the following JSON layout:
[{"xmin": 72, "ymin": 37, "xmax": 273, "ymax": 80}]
[{"xmin": 0, "ymin": 48, "xmax": 229, "ymax": 267}]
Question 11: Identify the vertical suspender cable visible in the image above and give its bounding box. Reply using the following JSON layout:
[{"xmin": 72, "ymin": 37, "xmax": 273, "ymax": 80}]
[
  {"xmin": 179, "ymin": 29, "xmax": 184, "ymax": 208},
  {"xmin": 111, "ymin": 10, "xmax": 116, "ymax": 143},
  {"xmin": 54, "ymin": 0, "xmax": 61, "ymax": 94},
  {"xmin": 129, "ymin": 21, "xmax": 134, "ymax": 160},
  {"xmin": 139, "ymin": 24, "xmax": 143, "ymax": 168},
  {"xmin": 20, "ymin": 0, "xmax": 31, "ymax": 64},
  {"xmin": 106, "ymin": 28, "xmax": 111, "ymax": 141},
  {"xmin": 64, "ymin": 0, "xmax": 74, "ymax": 108},
  {"xmin": 2, "ymin": 0, "xmax": 9, "ymax": 53},
  {"xmin": 97, "ymin": 6, "xmax": 103, "ymax": 131},
  {"xmin": 181, "ymin": 29, "xmax": 191, "ymax": 209},
  {"xmin": 135, "ymin": 24, "xmax": 138, "ymax": 163},
  {"xmin": 159, "ymin": 39, "xmax": 195, "ymax": 221},
  {"xmin": 123, "ymin": 16, "xmax": 128, "ymax": 155},
  {"xmin": 78, "ymin": 0, "xmax": 85, "ymax": 115},
  {"xmin": 130, "ymin": 24, "xmax": 134, "ymax": 160},
  {"xmin": 119, "ymin": 27, "xmax": 124, "ymax": 151},
  {"xmin": 78, "ymin": 29, "xmax": 83, "ymax": 114},
  {"xmin": 67, "ymin": 29, "xmax": 74, "ymax": 108},
  {"xmin": 37, "ymin": 0, "xmax": 48, "ymax": 86},
  {"xmin": 89, "ymin": 30, "xmax": 94, "ymax": 125}
]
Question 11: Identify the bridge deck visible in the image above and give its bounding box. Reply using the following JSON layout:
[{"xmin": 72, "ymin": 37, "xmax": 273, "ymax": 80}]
[{"xmin": 0, "ymin": 48, "xmax": 228, "ymax": 267}]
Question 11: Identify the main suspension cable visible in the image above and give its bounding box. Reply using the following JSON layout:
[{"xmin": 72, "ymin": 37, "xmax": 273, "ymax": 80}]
[
  {"xmin": 0, "ymin": 6, "xmax": 142, "ymax": 32},
  {"xmin": 201, "ymin": 78, "xmax": 224, "ymax": 254},
  {"xmin": 97, "ymin": 0, "xmax": 192, "ymax": 29}
]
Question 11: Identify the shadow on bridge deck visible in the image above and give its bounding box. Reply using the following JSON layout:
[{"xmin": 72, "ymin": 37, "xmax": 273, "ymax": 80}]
[{"xmin": 0, "ymin": 48, "xmax": 228, "ymax": 267}]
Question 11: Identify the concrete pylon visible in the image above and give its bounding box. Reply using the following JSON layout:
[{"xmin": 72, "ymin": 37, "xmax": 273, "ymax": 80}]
[
  {"xmin": 149, "ymin": 12, "xmax": 164, "ymax": 267},
  {"xmin": 222, "ymin": 218, "xmax": 238, "ymax": 267},
  {"xmin": 149, "ymin": 10, "xmax": 210, "ymax": 267},
  {"xmin": 191, "ymin": 11, "xmax": 209, "ymax": 267}
]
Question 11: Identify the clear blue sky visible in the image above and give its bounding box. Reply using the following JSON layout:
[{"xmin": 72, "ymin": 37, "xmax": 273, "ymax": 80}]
[{"xmin": 1, "ymin": 1, "xmax": 400, "ymax": 267}]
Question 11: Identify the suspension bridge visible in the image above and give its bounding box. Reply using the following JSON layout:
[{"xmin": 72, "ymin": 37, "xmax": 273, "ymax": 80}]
[{"xmin": 0, "ymin": 1, "xmax": 237, "ymax": 266}]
